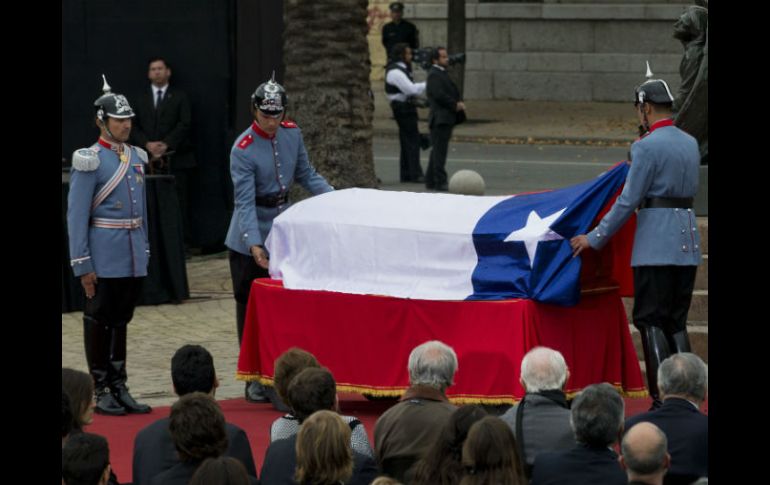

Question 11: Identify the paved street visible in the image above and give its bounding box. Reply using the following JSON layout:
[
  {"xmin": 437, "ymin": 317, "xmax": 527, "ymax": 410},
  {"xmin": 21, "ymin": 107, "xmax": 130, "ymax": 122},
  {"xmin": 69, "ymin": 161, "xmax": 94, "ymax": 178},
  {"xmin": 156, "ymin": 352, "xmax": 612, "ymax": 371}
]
[{"xmin": 374, "ymin": 138, "xmax": 629, "ymax": 195}]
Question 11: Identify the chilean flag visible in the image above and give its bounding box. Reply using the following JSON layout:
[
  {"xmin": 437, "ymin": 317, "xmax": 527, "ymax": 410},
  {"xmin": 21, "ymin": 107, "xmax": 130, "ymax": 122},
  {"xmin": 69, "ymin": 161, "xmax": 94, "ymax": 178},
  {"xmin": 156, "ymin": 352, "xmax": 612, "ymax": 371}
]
[{"xmin": 266, "ymin": 162, "xmax": 633, "ymax": 305}]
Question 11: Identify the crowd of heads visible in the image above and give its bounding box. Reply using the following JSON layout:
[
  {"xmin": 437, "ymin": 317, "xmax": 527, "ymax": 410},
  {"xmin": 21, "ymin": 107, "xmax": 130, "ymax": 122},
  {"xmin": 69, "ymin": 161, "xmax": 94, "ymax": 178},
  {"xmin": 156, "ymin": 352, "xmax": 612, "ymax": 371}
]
[{"xmin": 62, "ymin": 341, "xmax": 708, "ymax": 485}]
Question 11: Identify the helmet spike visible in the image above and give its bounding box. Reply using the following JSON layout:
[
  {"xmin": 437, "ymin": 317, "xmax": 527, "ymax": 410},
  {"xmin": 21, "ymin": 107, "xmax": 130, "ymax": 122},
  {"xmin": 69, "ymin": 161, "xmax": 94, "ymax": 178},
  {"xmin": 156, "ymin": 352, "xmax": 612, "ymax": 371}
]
[
  {"xmin": 271, "ymin": 70, "xmax": 276, "ymax": 83},
  {"xmin": 101, "ymin": 74, "xmax": 112, "ymax": 94},
  {"xmin": 645, "ymin": 61, "xmax": 653, "ymax": 80}
]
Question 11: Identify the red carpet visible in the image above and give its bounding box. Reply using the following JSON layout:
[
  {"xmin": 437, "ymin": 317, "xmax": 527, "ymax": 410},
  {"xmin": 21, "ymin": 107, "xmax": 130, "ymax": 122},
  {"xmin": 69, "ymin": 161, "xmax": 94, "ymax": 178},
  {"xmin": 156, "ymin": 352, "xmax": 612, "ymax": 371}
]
[{"xmin": 85, "ymin": 393, "xmax": 706, "ymax": 484}]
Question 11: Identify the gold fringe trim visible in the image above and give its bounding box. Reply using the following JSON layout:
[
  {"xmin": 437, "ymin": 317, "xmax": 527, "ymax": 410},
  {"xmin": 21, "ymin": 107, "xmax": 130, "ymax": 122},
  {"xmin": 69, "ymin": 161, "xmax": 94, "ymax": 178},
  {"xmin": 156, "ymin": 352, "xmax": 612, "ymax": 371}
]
[
  {"xmin": 236, "ymin": 373, "xmax": 648, "ymax": 401},
  {"xmin": 621, "ymin": 389, "xmax": 650, "ymax": 398},
  {"xmin": 235, "ymin": 372, "xmax": 275, "ymax": 385},
  {"xmin": 448, "ymin": 396, "xmax": 519, "ymax": 405}
]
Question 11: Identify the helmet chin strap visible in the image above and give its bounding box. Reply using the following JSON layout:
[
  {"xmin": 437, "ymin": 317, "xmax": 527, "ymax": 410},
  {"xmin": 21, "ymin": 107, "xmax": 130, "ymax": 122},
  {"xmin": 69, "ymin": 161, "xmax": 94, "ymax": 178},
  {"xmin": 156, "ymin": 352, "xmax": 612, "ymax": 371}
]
[
  {"xmin": 100, "ymin": 118, "xmax": 121, "ymax": 146},
  {"xmin": 638, "ymin": 103, "xmax": 651, "ymax": 137}
]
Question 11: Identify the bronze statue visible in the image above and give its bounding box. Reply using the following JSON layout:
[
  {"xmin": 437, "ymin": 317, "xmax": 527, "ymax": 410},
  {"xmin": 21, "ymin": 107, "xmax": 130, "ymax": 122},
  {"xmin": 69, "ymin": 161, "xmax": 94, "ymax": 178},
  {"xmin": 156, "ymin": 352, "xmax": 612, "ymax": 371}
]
[{"xmin": 673, "ymin": 3, "xmax": 708, "ymax": 165}]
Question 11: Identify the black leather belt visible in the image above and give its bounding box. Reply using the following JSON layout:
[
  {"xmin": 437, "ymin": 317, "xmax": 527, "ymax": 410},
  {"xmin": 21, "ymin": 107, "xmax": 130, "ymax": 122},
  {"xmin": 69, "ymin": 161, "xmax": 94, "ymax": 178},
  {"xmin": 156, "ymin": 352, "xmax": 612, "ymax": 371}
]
[
  {"xmin": 255, "ymin": 193, "xmax": 288, "ymax": 208},
  {"xmin": 640, "ymin": 197, "xmax": 693, "ymax": 209}
]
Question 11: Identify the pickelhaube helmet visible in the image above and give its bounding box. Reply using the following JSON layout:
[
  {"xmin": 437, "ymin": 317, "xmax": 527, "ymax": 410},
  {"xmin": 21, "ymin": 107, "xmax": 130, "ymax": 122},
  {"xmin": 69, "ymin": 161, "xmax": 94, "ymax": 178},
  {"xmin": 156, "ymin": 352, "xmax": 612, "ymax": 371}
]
[
  {"xmin": 94, "ymin": 74, "xmax": 135, "ymax": 122},
  {"xmin": 251, "ymin": 72, "xmax": 287, "ymax": 115},
  {"xmin": 634, "ymin": 62, "xmax": 675, "ymax": 106}
]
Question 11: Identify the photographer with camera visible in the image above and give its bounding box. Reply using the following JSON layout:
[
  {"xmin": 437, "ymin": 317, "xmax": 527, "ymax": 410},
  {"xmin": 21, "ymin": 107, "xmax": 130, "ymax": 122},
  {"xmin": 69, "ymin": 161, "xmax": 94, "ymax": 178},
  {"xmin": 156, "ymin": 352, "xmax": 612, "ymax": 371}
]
[
  {"xmin": 426, "ymin": 47, "xmax": 465, "ymax": 191},
  {"xmin": 386, "ymin": 42, "xmax": 428, "ymax": 183}
]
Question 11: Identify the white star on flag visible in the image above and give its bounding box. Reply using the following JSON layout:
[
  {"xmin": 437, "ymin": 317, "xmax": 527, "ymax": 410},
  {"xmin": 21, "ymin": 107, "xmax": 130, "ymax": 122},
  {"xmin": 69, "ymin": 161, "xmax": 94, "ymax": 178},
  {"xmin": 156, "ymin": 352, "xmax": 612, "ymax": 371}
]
[{"xmin": 504, "ymin": 208, "xmax": 567, "ymax": 268}]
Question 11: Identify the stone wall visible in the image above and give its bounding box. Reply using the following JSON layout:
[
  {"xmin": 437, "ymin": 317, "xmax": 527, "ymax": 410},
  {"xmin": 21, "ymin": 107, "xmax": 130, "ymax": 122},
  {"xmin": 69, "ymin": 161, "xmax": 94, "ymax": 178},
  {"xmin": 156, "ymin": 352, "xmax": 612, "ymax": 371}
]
[{"xmin": 368, "ymin": 1, "xmax": 693, "ymax": 101}]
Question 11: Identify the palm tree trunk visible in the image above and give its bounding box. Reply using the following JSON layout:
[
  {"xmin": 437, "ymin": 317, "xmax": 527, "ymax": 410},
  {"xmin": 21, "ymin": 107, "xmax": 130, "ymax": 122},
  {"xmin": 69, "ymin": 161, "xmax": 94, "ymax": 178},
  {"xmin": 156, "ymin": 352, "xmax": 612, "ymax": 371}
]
[{"xmin": 283, "ymin": 0, "xmax": 377, "ymax": 190}]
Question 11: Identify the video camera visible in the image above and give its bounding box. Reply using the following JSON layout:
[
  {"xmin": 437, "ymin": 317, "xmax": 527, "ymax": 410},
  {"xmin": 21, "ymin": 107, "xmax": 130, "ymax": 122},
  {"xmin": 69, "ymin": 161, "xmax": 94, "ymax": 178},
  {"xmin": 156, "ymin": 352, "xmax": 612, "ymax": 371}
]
[{"xmin": 412, "ymin": 47, "xmax": 466, "ymax": 71}]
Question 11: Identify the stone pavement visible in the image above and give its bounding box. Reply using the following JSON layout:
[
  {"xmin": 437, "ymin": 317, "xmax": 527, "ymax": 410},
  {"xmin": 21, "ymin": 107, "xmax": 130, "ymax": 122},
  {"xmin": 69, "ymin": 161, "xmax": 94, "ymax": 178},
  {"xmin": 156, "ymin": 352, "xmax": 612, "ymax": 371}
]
[{"xmin": 62, "ymin": 254, "xmax": 242, "ymax": 408}]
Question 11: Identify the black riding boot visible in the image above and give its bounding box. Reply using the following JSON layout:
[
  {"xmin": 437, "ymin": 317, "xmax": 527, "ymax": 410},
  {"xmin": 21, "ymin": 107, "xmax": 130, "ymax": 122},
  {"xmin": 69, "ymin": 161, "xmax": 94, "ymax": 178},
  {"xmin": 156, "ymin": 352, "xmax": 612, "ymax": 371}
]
[
  {"xmin": 639, "ymin": 325, "xmax": 671, "ymax": 410},
  {"xmin": 669, "ymin": 329, "xmax": 692, "ymax": 353},
  {"xmin": 108, "ymin": 325, "xmax": 151, "ymax": 414},
  {"xmin": 84, "ymin": 316, "xmax": 126, "ymax": 416},
  {"xmin": 236, "ymin": 301, "xmax": 248, "ymax": 345}
]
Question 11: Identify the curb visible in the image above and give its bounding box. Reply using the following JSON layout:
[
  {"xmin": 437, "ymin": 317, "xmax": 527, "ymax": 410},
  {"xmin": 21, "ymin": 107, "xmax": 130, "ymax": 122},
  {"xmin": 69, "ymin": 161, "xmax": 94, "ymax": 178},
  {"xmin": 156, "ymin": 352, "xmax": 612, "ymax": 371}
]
[{"xmin": 373, "ymin": 129, "xmax": 634, "ymax": 147}]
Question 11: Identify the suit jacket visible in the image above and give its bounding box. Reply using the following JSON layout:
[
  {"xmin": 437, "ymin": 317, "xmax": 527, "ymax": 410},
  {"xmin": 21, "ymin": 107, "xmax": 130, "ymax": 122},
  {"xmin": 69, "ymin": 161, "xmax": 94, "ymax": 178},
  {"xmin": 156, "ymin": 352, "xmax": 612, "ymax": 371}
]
[
  {"xmin": 260, "ymin": 435, "xmax": 379, "ymax": 485},
  {"xmin": 130, "ymin": 85, "xmax": 196, "ymax": 169},
  {"xmin": 500, "ymin": 393, "xmax": 577, "ymax": 467},
  {"xmin": 148, "ymin": 459, "xmax": 258, "ymax": 485},
  {"xmin": 426, "ymin": 65, "xmax": 461, "ymax": 128},
  {"xmin": 625, "ymin": 397, "xmax": 708, "ymax": 484},
  {"xmin": 132, "ymin": 416, "xmax": 257, "ymax": 485},
  {"xmin": 531, "ymin": 443, "xmax": 627, "ymax": 485},
  {"xmin": 587, "ymin": 121, "xmax": 701, "ymax": 266}
]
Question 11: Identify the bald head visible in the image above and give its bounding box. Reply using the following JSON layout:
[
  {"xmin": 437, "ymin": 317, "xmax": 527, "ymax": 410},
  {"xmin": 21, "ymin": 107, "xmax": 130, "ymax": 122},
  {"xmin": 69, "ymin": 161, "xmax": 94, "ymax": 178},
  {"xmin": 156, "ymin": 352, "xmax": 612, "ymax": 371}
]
[
  {"xmin": 520, "ymin": 346, "xmax": 568, "ymax": 392},
  {"xmin": 621, "ymin": 422, "xmax": 669, "ymax": 479}
]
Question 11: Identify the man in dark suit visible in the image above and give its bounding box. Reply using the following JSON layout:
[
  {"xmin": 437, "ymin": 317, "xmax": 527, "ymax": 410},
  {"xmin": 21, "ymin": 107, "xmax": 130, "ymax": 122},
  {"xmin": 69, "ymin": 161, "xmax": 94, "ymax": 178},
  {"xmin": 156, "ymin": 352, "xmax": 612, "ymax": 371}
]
[
  {"xmin": 132, "ymin": 345, "xmax": 257, "ymax": 485},
  {"xmin": 530, "ymin": 383, "xmax": 627, "ymax": 485},
  {"xmin": 381, "ymin": 2, "xmax": 419, "ymax": 62},
  {"xmin": 130, "ymin": 57, "xmax": 196, "ymax": 247},
  {"xmin": 624, "ymin": 353, "xmax": 708, "ymax": 484},
  {"xmin": 425, "ymin": 47, "xmax": 465, "ymax": 191}
]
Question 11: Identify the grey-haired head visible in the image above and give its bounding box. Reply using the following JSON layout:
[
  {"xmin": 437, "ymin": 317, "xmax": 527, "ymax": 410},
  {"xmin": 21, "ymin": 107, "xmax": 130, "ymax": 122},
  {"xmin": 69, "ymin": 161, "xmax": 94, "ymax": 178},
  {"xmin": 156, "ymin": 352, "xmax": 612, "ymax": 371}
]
[
  {"xmin": 408, "ymin": 340, "xmax": 458, "ymax": 391},
  {"xmin": 657, "ymin": 352, "xmax": 708, "ymax": 403},
  {"xmin": 570, "ymin": 383, "xmax": 625, "ymax": 447}
]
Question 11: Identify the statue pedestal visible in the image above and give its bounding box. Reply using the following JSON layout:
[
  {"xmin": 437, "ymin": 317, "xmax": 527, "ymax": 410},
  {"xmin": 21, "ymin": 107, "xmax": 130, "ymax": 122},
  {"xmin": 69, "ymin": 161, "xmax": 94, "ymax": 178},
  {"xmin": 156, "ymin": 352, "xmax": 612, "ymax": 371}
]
[{"xmin": 695, "ymin": 165, "xmax": 708, "ymax": 216}]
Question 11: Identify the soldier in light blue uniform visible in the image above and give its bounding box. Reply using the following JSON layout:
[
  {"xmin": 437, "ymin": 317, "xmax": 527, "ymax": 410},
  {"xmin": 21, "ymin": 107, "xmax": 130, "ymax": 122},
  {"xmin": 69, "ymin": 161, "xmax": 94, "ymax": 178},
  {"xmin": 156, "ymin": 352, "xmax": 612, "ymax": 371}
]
[
  {"xmin": 571, "ymin": 64, "xmax": 700, "ymax": 409},
  {"xmin": 226, "ymin": 74, "xmax": 334, "ymax": 403},
  {"xmin": 67, "ymin": 76, "xmax": 152, "ymax": 416}
]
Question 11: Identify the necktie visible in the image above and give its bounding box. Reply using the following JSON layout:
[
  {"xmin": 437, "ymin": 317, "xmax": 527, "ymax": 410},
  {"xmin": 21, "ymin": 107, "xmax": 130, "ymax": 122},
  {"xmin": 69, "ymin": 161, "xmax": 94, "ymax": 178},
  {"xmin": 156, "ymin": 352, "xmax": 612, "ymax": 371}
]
[{"xmin": 156, "ymin": 89, "xmax": 163, "ymax": 108}]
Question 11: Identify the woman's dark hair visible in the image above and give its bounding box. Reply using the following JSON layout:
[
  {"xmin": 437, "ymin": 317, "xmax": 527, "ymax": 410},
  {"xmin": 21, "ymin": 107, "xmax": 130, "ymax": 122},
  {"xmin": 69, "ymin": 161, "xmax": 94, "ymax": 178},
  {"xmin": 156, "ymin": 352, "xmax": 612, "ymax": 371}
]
[
  {"xmin": 274, "ymin": 347, "xmax": 320, "ymax": 404},
  {"xmin": 169, "ymin": 392, "xmax": 228, "ymax": 462},
  {"xmin": 286, "ymin": 367, "xmax": 336, "ymax": 423},
  {"xmin": 61, "ymin": 368, "xmax": 94, "ymax": 431},
  {"xmin": 460, "ymin": 416, "xmax": 527, "ymax": 485},
  {"xmin": 62, "ymin": 390, "xmax": 74, "ymax": 439},
  {"xmin": 411, "ymin": 405, "xmax": 488, "ymax": 485},
  {"xmin": 189, "ymin": 456, "xmax": 251, "ymax": 485}
]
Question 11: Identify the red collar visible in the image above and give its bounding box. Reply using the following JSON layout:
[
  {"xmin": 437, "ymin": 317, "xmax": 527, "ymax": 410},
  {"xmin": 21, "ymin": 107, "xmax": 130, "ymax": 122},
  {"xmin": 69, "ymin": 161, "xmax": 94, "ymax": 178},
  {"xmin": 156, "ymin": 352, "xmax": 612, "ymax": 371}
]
[
  {"xmin": 97, "ymin": 137, "xmax": 123, "ymax": 152},
  {"xmin": 251, "ymin": 121, "xmax": 275, "ymax": 140},
  {"xmin": 648, "ymin": 118, "xmax": 674, "ymax": 134}
]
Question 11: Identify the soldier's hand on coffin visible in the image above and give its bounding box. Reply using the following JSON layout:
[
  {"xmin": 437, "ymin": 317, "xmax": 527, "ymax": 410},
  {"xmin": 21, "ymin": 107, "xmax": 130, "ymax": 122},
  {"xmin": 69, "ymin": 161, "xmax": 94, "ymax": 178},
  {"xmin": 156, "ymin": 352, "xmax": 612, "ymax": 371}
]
[{"xmin": 250, "ymin": 245, "xmax": 270, "ymax": 269}]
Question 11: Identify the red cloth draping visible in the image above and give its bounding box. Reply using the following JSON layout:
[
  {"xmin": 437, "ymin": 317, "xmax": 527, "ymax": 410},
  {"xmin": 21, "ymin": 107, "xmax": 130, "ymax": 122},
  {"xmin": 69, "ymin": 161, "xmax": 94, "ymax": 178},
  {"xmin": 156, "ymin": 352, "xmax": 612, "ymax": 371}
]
[{"xmin": 237, "ymin": 279, "xmax": 646, "ymax": 404}]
